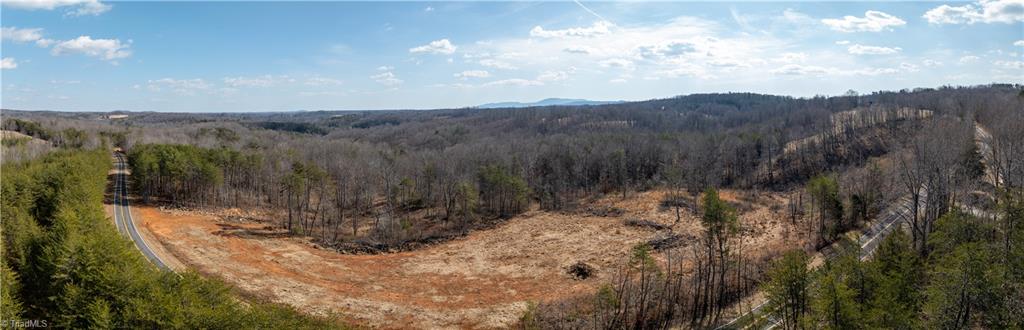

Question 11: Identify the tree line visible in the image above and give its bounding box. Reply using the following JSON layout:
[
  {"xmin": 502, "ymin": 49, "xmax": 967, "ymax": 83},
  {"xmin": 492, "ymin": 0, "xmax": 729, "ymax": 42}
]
[
  {"xmin": 2, "ymin": 84, "xmax": 1019, "ymax": 328},
  {"xmin": 0, "ymin": 148, "xmax": 339, "ymax": 328},
  {"xmin": 42, "ymin": 85, "xmax": 991, "ymax": 253},
  {"xmin": 764, "ymin": 202, "xmax": 1022, "ymax": 329}
]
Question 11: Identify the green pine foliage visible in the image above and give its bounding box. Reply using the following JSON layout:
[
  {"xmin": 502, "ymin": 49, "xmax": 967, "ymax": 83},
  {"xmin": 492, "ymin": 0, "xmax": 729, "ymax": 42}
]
[
  {"xmin": 806, "ymin": 269, "xmax": 860, "ymax": 329},
  {"xmin": 790, "ymin": 204, "xmax": 1022, "ymax": 330},
  {"xmin": 0, "ymin": 243, "xmax": 23, "ymax": 322},
  {"xmin": 2, "ymin": 118, "xmax": 52, "ymax": 140},
  {"xmin": 764, "ymin": 250, "xmax": 810, "ymax": 330},
  {"xmin": 864, "ymin": 230, "xmax": 921, "ymax": 329},
  {"xmin": 701, "ymin": 187, "xmax": 738, "ymax": 240},
  {"xmin": 1, "ymin": 149, "xmax": 339, "ymax": 329},
  {"xmin": 807, "ymin": 174, "xmax": 845, "ymax": 245},
  {"xmin": 128, "ymin": 144, "xmax": 264, "ymax": 206},
  {"xmin": 477, "ymin": 164, "xmax": 530, "ymax": 218}
]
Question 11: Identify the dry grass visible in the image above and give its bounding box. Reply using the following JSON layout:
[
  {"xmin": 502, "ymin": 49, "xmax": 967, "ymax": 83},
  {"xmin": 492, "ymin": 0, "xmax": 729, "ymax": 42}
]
[{"xmin": 134, "ymin": 188, "xmax": 809, "ymax": 329}]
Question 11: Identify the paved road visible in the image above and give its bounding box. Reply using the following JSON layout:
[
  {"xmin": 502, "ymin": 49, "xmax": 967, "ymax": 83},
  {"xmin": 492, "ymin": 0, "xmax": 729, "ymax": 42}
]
[
  {"xmin": 113, "ymin": 152, "xmax": 170, "ymax": 271},
  {"xmin": 718, "ymin": 191, "xmax": 921, "ymax": 330},
  {"xmin": 855, "ymin": 194, "xmax": 919, "ymax": 261}
]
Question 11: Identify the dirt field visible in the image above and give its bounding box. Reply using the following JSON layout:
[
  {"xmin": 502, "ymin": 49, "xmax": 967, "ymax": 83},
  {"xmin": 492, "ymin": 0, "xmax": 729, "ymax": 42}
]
[{"xmin": 134, "ymin": 189, "xmax": 806, "ymax": 329}]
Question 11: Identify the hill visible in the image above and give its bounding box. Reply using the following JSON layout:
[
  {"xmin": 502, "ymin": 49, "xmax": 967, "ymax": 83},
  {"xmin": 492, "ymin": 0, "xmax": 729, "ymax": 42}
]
[{"xmin": 477, "ymin": 98, "xmax": 623, "ymax": 109}]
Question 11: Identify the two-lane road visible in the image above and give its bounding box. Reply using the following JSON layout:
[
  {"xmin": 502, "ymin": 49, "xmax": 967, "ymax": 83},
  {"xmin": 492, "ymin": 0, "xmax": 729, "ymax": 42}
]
[
  {"xmin": 718, "ymin": 191, "xmax": 922, "ymax": 330},
  {"xmin": 112, "ymin": 152, "xmax": 170, "ymax": 271}
]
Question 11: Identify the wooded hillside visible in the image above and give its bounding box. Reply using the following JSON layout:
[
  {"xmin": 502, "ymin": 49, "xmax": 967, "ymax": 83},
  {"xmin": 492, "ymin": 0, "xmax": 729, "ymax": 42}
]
[
  {"xmin": 2, "ymin": 84, "xmax": 1021, "ymax": 328},
  {"xmin": 0, "ymin": 149, "xmax": 337, "ymax": 328}
]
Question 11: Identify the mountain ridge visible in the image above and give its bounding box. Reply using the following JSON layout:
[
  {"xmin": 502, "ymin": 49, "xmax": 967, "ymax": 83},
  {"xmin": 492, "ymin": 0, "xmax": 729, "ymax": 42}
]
[{"xmin": 477, "ymin": 98, "xmax": 624, "ymax": 109}]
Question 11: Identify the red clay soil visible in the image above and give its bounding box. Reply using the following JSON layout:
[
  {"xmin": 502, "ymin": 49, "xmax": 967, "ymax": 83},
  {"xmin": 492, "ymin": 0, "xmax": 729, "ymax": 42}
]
[{"xmin": 136, "ymin": 189, "xmax": 807, "ymax": 329}]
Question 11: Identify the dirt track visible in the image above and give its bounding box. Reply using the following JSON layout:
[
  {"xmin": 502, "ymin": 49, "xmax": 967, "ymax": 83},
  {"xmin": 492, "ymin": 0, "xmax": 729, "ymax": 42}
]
[{"xmin": 136, "ymin": 190, "xmax": 804, "ymax": 329}]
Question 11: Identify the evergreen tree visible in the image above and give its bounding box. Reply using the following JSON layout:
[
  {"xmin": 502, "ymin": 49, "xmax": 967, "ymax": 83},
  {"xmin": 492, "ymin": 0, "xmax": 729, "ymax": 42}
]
[
  {"xmin": 765, "ymin": 250, "xmax": 810, "ymax": 330},
  {"xmin": 807, "ymin": 175, "xmax": 844, "ymax": 246},
  {"xmin": 923, "ymin": 243, "xmax": 1006, "ymax": 329},
  {"xmin": 865, "ymin": 230, "xmax": 920, "ymax": 329},
  {"xmin": 806, "ymin": 270, "xmax": 860, "ymax": 329}
]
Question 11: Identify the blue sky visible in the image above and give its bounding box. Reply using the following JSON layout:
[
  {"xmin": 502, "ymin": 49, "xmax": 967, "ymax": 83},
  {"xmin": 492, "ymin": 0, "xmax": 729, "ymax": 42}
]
[{"xmin": 1, "ymin": 1, "xmax": 1022, "ymax": 111}]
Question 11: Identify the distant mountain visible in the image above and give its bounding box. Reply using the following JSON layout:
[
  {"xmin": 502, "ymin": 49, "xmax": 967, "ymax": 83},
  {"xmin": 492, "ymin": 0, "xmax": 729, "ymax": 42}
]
[{"xmin": 477, "ymin": 98, "xmax": 623, "ymax": 109}]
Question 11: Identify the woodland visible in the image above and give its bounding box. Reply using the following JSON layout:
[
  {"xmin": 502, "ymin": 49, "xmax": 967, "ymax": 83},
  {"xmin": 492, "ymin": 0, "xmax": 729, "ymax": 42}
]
[{"xmin": 1, "ymin": 84, "xmax": 1022, "ymax": 328}]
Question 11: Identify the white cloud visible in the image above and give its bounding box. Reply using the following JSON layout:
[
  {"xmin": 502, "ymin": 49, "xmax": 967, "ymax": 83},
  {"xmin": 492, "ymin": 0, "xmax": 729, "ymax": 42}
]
[
  {"xmin": 146, "ymin": 78, "xmax": 211, "ymax": 95},
  {"xmin": 822, "ymin": 10, "xmax": 906, "ymax": 32},
  {"xmin": 900, "ymin": 62, "xmax": 920, "ymax": 72},
  {"xmin": 600, "ymin": 58, "xmax": 634, "ymax": 68},
  {"xmin": 847, "ymin": 44, "xmax": 902, "ymax": 55},
  {"xmin": 409, "ymin": 38, "xmax": 456, "ymax": 55},
  {"xmin": 632, "ymin": 40, "xmax": 698, "ymax": 60},
  {"xmin": 563, "ymin": 45, "xmax": 595, "ymax": 54},
  {"xmin": 454, "ymin": 70, "xmax": 490, "ymax": 79},
  {"xmin": 994, "ymin": 60, "xmax": 1024, "ymax": 69},
  {"xmin": 652, "ymin": 63, "xmax": 712, "ymax": 79},
  {"xmin": 960, "ymin": 55, "xmax": 981, "ymax": 63},
  {"xmin": 530, "ymin": 20, "xmax": 614, "ymax": 38},
  {"xmin": 772, "ymin": 64, "xmax": 833, "ymax": 76},
  {"xmin": 708, "ymin": 58, "xmax": 751, "ymax": 68},
  {"xmin": 479, "ymin": 58, "xmax": 518, "ymax": 70},
  {"xmin": 223, "ymin": 75, "xmax": 293, "ymax": 88},
  {"xmin": 2, "ymin": 27, "xmax": 41, "ymax": 43},
  {"xmin": 464, "ymin": 15, "xmax": 785, "ymax": 84},
  {"xmin": 377, "ymin": 65, "xmax": 394, "ymax": 71},
  {"xmin": 771, "ymin": 64, "xmax": 900, "ymax": 76},
  {"xmin": 923, "ymin": 59, "xmax": 943, "ymax": 67},
  {"xmin": 457, "ymin": 14, "xmax": 939, "ymax": 88},
  {"xmin": 835, "ymin": 40, "xmax": 851, "ymax": 45},
  {"xmin": 430, "ymin": 82, "xmax": 475, "ymax": 89},
  {"xmin": 298, "ymin": 91, "xmax": 340, "ymax": 97},
  {"xmin": 778, "ymin": 8, "xmax": 817, "ymax": 26},
  {"xmin": 1015, "ymin": 40, "xmax": 1024, "ymax": 46},
  {"xmin": 218, "ymin": 87, "xmax": 240, "ymax": 95},
  {"xmin": 51, "ymin": 36, "xmax": 131, "ymax": 61},
  {"xmin": 3, "ymin": 0, "xmax": 111, "ymax": 16},
  {"xmin": 856, "ymin": 67, "xmax": 900, "ymax": 76},
  {"xmin": 304, "ymin": 76, "xmax": 342, "ymax": 86},
  {"xmin": 775, "ymin": 52, "xmax": 808, "ymax": 63},
  {"xmin": 1, "ymin": 27, "xmax": 55, "ymax": 47},
  {"xmin": 424, "ymin": 6, "xmax": 434, "ymax": 12},
  {"xmin": 924, "ymin": 0, "xmax": 1024, "ymax": 24},
  {"xmin": 371, "ymin": 71, "xmax": 403, "ymax": 86},
  {"xmin": 482, "ymin": 78, "xmax": 543, "ymax": 87},
  {"xmin": 148, "ymin": 78, "xmax": 210, "ymax": 89},
  {"xmin": 462, "ymin": 50, "xmax": 491, "ymax": 59},
  {"xmin": 1, "ymin": 57, "xmax": 17, "ymax": 69},
  {"xmin": 536, "ymin": 70, "xmax": 569, "ymax": 81}
]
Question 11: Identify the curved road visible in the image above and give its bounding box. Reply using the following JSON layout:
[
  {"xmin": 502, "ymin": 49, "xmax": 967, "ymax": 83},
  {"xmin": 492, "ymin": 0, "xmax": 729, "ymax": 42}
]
[
  {"xmin": 718, "ymin": 190, "xmax": 922, "ymax": 329},
  {"xmin": 113, "ymin": 152, "xmax": 170, "ymax": 271}
]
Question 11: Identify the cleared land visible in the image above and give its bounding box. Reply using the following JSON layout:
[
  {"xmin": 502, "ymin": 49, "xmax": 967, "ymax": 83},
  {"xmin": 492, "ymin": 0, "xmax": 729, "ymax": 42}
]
[{"xmin": 134, "ymin": 190, "xmax": 805, "ymax": 328}]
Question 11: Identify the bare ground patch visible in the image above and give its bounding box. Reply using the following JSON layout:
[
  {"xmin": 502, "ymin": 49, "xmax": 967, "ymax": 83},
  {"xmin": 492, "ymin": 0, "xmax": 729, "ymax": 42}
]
[{"xmin": 137, "ymin": 188, "xmax": 807, "ymax": 329}]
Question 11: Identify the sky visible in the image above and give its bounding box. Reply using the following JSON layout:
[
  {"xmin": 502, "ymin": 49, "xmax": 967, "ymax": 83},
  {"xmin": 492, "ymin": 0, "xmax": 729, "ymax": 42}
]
[{"xmin": 1, "ymin": 0, "xmax": 1022, "ymax": 112}]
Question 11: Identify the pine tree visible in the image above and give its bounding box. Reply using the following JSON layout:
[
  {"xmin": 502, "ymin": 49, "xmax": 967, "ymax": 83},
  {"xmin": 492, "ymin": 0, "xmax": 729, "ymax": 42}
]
[
  {"xmin": 806, "ymin": 270, "xmax": 860, "ymax": 329},
  {"xmin": 765, "ymin": 250, "xmax": 810, "ymax": 330},
  {"xmin": 865, "ymin": 230, "xmax": 921, "ymax": 329}
]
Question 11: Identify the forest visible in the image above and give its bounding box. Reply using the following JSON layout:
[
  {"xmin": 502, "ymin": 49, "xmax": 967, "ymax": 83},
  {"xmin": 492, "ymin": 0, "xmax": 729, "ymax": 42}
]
[
  {"xmin": 0, "ymin": 147, "xmax": 337, "ymax": 327},
  {"xmin": 1, "ymin": 84, "xmax": 1022, "ymax": 328}
]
